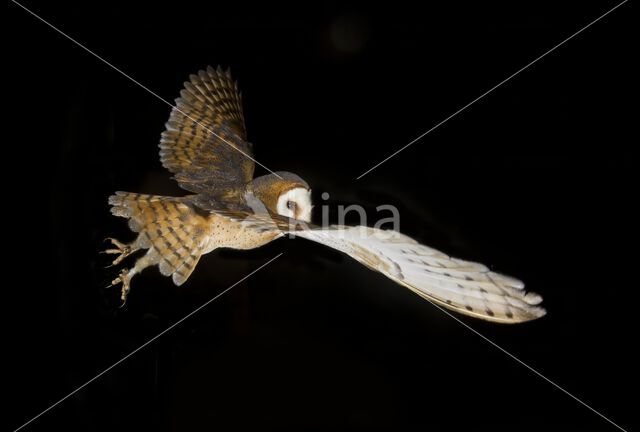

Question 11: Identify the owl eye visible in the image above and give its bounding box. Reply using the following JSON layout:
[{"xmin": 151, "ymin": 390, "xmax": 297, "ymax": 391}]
[{"xmin": 286, "ymin": 200, "xmax": 296, "ymax": 211}]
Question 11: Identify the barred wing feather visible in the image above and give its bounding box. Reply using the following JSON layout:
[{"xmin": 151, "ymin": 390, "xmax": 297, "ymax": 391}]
[{"xmin": 294, "ymin": 226, "xmax": 545, "ymax": 323}]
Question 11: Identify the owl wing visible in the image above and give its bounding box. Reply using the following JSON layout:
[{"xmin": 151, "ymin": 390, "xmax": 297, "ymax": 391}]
[
  {"xmin": 109, "ymin": 192, "xmax": 215, "ymax": 286},
  {"xmin": 159, "ymin": 66, "xmax": 254, "ymax": 193},
  {"xmin": 292, "ymin": 225, "xmax": 545, "ymax": 323}
]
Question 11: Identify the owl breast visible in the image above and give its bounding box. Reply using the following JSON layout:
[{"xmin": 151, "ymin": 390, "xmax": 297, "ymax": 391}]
[{"xmin": 203, "ymin": 213, "xmax": 283, "ymax": 254}]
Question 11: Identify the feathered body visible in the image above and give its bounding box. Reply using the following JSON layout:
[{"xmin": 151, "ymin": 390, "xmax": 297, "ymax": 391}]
[{"xmin": 105, "ymin": 66, "xmax": 545, "ymax": 323}]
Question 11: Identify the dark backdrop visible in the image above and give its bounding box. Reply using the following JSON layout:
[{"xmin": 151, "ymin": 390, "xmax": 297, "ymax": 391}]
[{"xmin": 9, "ymin": 1, "xmax": 635, "ymax": 431}]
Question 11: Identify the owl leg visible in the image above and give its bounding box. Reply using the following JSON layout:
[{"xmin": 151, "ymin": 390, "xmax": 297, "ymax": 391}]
[
  {"xmin": 103, "ymin": 237, "xmax": 140, "ymax": 266},
  {"xmin": 109, "ymin": 269, "xmax": 132, "ymax": 303},
  {"xmin": 109, "ymin": 251, "xmax": 157, "ymax": 303}
]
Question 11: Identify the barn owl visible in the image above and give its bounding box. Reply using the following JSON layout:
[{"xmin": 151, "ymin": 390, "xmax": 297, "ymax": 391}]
[{"xmin": 105, "ymin": 66, "xmax": 545, "ymax": 323}]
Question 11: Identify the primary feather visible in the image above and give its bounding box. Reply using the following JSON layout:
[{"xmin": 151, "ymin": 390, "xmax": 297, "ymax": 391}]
[
  {"xmin": 294, "ymin": 225, "xmax": 545, "ymax": 323},
  {"xmin": 106, "ymin": 66, "xmax": 545, "ymax": 324}
]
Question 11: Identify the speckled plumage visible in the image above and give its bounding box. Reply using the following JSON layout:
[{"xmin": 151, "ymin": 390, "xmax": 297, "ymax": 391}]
[
  {"xmin": 106, "ymin": 67, "xmax": 302, "ymax": 302},
  {"xmin": 105, "ymin": 66, "xmax": 545, "ymax": 323}
]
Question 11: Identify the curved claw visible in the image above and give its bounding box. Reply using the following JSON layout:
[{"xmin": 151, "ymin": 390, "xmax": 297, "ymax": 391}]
[
  {"xmin": 108, "ymin": 268, "xmax": 132, "ymax": 304},
  {"xmin": 101, "ymin": 238, "xmax": 133, "ymax": 266}
]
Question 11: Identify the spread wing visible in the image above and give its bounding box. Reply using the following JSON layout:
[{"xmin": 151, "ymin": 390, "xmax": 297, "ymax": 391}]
[
  {"xmin": 292, "ymin": 225, "xmax": 545, "ymax": 323},
  {"xmin": 159, "ymin": 66, "xmax": 254, "ymax": 193},
  {"xmin": 209, "ymin": 207, "xmax": 546, "ymax": 324}
]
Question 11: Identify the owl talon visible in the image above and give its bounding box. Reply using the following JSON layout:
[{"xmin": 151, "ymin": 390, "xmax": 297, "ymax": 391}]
[
  {"xmin": 108, "ymin": 268, "xmax": 132, "ymax": 303},
  {"xmin": 102, "ymin": 237, "xmax": 133, "ymax": 266}
]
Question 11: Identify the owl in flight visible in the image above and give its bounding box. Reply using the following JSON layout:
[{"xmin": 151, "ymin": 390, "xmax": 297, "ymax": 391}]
[{"xmin": 105, "ymin": 66, "xmax": 545, "ymax": 323}]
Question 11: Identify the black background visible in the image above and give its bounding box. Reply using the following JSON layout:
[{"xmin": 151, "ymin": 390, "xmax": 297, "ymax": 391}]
[{"xmin": 9, "ymin": 1, "xmax": 636, "ymax": 431}]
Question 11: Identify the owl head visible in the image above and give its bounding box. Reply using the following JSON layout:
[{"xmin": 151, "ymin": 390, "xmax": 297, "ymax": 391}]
[{"xmin": 250, "ymin": 172, "xmax": 312, "ymax": 222}]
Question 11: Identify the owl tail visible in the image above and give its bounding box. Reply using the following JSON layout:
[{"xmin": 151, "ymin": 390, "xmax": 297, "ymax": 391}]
[{"xmin": 106, "ymin": 192, "xmax": 211, "ymax": 301}]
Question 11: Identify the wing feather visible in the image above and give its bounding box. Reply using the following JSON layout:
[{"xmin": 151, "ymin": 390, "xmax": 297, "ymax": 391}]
[
  {"xmin": 293, "ymin": 226, "xmax": 545, "ymax": 323},
  {"xmin": 159, "ymin": 66, "xmax": 253, "ymax": 194}
]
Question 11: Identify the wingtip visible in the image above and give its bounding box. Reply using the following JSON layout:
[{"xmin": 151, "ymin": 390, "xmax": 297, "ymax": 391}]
[
  {"xmin": 108, "ymin": 193, "xmax": 123, "ymax": 205},
  {"xmin": 524, "ymin": 305, "xmax": 547, "ymax": 321},
  {"xmin": 523, "ymin": 291, "xmax": 544, "ymax": 305},
  {"xmin": 536, "ymin": 305, "xmax": 547, "ymax": 318}
]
